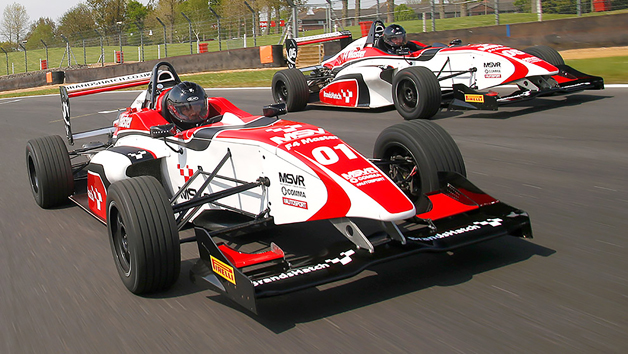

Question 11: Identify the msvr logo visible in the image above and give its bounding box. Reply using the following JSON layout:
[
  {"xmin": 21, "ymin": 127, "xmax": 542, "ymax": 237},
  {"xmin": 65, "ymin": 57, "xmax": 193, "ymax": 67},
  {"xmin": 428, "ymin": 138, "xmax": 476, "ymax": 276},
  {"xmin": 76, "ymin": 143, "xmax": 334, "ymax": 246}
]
[{"xmin": 278, "ymin": 172, "xmax": 305, "ymax": 187}]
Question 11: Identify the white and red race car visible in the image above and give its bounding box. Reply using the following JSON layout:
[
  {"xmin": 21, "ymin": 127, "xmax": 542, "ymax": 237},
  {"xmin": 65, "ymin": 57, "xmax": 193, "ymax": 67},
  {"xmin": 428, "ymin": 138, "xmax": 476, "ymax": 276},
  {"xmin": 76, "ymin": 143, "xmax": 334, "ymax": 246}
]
[
  {"xmin": 272, "ymin": 20, "xmax": 604, "ymax": 120},
  {"xmin": 26, "ymin": 62, "xmax": 532, "ymax": 313}
]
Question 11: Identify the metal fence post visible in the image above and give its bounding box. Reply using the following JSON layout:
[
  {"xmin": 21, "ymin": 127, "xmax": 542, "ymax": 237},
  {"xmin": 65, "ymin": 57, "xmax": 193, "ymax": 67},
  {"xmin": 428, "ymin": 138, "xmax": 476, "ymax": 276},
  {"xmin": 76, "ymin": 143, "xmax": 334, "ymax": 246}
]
[
  {"xmin": 244, "ymin": 1, "xmax": 256, "ymax": 47},
  {"xmin": 181, "ymin": 12, "xmax": 193, "ymax": 54},
  {"xmin": 135, "ymin": 21, "xmax": 145, "ymax": 61},
  {"xmin": 156, "ymin": 17, "xmax": 168, "ymax": 57},
  {"xmin": 431, "ymin": 0, "xmax": 436, "ymax": 32},
  {"xmin": 18, "ymin": 42, "xmax": 27, "ymax": 73},
  {"xmin": 40, "ymin": 40, "xmax": 48, "ymax": 67},
  {"xmin": 209, "ymin": 7, "xmax": 222, "ymax": 51},
  {"xmin": 1, "ymin": 47, "xmax": 9, "ymax": 75}
]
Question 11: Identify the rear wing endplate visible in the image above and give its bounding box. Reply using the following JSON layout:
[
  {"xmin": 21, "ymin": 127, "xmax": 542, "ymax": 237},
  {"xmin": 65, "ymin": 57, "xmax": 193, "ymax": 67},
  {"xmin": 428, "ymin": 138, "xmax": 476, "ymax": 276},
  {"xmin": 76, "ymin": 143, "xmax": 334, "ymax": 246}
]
[{"xmin": 60, "ymin": 72, "xmax": 151, "ymax": 144}]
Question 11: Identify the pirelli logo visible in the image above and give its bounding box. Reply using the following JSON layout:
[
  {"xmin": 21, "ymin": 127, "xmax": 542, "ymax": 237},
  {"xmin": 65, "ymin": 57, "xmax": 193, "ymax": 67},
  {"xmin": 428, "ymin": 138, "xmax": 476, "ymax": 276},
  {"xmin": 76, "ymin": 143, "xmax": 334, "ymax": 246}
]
[
  {"xmin": 465, "ymin": 94, "xmax": 485, "ymax": 103},
  {"xmin": 211, "ymin": 256, "xmax": 236, "ymax": 284}
]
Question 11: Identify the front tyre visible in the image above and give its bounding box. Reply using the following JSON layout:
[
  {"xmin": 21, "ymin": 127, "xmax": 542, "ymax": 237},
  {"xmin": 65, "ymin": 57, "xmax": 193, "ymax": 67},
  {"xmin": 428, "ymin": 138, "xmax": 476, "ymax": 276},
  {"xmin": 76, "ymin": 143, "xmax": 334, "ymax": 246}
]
[
  {"xmin": 106, "ymin": 176, "xmax": 180, "ymax": 295},
  {"xmin": 523, "ymin": 45, "xmax": 565, "ymax": 66},
  {"xmin": 271, "ymin": 68, "xmax": 309, "ymax": 112},
  {"xmin": 374, "ymin": 120, "xmax": 465, "ymax": 213},
  {"xmin": 25, "ymin": 135, "xmax": 74, "ymax": 208},
  {"xmin": 392, "ymin": 67, "xmax": 442, "ymax": 120}
]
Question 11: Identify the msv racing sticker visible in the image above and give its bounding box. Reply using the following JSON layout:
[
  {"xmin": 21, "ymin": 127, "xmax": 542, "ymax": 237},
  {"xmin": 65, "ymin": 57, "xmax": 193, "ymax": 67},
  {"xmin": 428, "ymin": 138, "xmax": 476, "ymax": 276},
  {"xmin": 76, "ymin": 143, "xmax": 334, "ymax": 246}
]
[
  {"xmin": 407, "ymin": 218, "xmax": 503, "ymax": 242},
  {"xmin": 282, "ymin": 197, "xmax": 308, "ymax": 209},
  {"xmin": 342, "ymin": 167, "xmax": 385, "ymax": 186},
  {"xmin": 484, "ymin": 61, "xmax": 502, "ymax": 79},
  {"xmin": 278, "ymin": 172, "xmax": 307, "ymax": 208},
  {"xmin": 252, "ymin": 249, "xmax": 355, "ymax": 287}
]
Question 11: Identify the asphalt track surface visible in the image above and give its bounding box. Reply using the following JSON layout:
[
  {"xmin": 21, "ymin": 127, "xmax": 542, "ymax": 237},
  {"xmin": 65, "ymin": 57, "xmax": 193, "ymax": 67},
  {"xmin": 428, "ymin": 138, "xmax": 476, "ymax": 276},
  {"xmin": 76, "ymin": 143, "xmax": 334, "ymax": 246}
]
[{"xmin": 2, "ymin": 87, "xmax": 627, "ymax": 353}]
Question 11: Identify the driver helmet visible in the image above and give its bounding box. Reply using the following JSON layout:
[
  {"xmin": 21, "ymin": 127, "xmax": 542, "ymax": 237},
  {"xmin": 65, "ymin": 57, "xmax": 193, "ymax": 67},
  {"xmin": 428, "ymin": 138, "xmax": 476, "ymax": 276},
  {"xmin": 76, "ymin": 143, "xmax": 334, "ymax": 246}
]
[
  {"xmin": 382, "ymin": 24, "xmax": 407, "ymax": 48},
  {"xmin": 166, "ymin": 81, "xmax": 210, "ymax": 128}
]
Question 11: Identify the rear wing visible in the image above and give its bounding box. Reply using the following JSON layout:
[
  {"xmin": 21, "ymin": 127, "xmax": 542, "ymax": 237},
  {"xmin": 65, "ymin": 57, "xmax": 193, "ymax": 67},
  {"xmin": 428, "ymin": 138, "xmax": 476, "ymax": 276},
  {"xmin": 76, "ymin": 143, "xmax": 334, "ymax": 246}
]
[
  {"xmin": 60, "ymin": 72, "xmax": 151, "ymax": 144},
  {"xmin": 285, "ymin": 31, "xmax": 353, "ymax": 69}
]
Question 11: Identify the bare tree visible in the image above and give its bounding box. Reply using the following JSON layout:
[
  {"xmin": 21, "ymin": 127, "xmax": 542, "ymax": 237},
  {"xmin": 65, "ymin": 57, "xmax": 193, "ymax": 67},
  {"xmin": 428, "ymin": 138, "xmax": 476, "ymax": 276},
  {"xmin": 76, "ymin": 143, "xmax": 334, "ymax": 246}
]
[
  {"xmin": 355, "ymin": 0, "xmax": 361, "ymax": 24},
  {"xmin": 1, "ymin": 3, "xmax": 29, "ymax": 44},
  {"xmin": 341, "ymin": 0, "xmax": 348, "ymax": 27}
]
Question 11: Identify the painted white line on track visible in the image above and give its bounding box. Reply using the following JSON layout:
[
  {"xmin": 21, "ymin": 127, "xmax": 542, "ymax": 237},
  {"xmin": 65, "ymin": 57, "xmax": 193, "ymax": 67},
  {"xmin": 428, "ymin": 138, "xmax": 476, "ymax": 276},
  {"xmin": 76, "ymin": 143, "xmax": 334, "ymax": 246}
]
[{"xmin": 0, "ymin": 99, "xmax": 22, "ymax": 104}]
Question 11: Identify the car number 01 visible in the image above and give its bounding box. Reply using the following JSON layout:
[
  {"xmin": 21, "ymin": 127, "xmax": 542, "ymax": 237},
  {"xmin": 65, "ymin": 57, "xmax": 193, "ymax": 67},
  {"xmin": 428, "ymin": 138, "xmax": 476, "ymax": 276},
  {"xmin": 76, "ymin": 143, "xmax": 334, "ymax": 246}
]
[{"xmin": 312, "ymin": 144, "xmax": 358, "ymax": 165}]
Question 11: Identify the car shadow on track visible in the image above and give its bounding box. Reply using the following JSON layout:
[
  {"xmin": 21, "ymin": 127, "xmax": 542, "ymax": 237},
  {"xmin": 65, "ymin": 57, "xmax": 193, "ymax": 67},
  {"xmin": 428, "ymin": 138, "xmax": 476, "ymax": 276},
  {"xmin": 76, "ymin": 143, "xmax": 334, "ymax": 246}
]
[
  {"xmin": 207, "ymin": 236, "xmax": 554, "ymax": 333},
  {"xmin": 434, "ymin": 94, "xmax": 612, "ymax": 120}
]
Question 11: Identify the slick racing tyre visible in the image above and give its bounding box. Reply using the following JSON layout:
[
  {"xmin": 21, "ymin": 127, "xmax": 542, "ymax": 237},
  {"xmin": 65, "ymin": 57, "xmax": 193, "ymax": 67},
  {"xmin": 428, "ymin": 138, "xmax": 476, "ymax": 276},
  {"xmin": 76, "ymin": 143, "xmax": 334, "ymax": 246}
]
[
  {"xmin": 272, "ymin": 68, "xmax": 309, "ymax": 112},
  {"xmin": 374, "ymin": 120, "xmax": 465, "ymax": 213},
  {"xmin": 106, "ymin": 176, "xmax": 180, "ymax": 295},
  {"xmin": 25, "ymin": 135, "xmax": 74, "ymax": 208},
  {"xmin": 392, "ymin": 67, "xmax": 442, "ymax": 120},
  {"xmin": 523, "ymin": 45, "xmax": 565, "ymax": 66}
]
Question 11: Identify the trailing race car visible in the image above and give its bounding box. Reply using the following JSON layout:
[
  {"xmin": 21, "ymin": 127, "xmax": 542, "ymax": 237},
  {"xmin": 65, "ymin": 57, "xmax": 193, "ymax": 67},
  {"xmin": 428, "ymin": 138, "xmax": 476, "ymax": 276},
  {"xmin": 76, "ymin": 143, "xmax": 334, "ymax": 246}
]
[
  {"xmin": 26, "ymin": 62, "xmax": 532, "ymax": 313},
  {"xmin": 271, "ymin": 20, "xmax": 604, "ymax": 120}
]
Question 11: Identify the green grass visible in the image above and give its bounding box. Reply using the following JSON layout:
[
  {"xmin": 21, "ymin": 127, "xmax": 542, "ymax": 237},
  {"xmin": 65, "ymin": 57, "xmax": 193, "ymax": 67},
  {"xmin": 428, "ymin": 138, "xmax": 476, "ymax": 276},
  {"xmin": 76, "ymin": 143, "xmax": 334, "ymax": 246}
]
[{"xmin": 566, "ymin": 56, "xmax": 628, "ymax": 84}]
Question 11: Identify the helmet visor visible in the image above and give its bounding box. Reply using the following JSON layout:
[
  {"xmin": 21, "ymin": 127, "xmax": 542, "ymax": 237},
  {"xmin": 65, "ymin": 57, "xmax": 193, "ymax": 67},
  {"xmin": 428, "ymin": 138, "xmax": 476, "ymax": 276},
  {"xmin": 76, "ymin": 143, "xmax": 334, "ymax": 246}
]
[
  {"xmin": 169, "ymin": 100, "xmax": 209, "ymax": 123},
  {"xmin": 387, "ymin": 33, "xmax": 407, "ymax": 46}
]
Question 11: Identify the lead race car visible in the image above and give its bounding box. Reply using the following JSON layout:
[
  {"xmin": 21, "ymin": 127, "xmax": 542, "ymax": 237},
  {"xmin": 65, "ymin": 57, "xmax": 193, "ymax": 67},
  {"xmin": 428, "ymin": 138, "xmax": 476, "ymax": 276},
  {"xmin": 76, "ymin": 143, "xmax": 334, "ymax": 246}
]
[
  {"xmin": 272, "ymin": 20, "xmax": 604, "ymax": 120},
  {"xmin": 26, "ymin": 62, "xmax": 532, "ymax": 313}
]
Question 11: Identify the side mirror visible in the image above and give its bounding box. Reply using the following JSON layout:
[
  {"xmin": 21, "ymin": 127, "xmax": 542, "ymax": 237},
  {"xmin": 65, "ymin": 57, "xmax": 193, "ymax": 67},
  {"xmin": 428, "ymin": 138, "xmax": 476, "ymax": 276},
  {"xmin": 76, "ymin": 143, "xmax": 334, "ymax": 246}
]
[
  {"xmin": 150, "ymin": 124, "xmax": 175, "ymax": 138},
  {"xmin": 263, "ymin": 103, "xmax": 287, "ymax": 117}
]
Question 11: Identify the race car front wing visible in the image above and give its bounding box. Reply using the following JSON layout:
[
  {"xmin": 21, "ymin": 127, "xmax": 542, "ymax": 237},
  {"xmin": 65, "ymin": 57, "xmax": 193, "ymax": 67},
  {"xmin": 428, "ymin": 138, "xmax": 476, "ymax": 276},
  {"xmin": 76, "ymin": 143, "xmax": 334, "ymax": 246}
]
[
  {"xmin": 190, "ymin": 172, "xmax": 532, "ymax": 314},
  {"xmin": 447, "ymin": 64, "xmax": 604, "ymax": 111}
]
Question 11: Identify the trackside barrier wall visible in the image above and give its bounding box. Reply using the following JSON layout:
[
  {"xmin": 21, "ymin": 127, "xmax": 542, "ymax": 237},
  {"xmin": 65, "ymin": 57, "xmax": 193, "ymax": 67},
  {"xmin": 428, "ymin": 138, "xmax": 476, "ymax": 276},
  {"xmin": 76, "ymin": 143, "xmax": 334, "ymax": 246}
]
[
  {"xmin": 408, "ymin": 13, "xmax": 628, "ymax": 51},
  {"xmin": 64, "ymin": 45, "xmax": 284, "ymax": 84},
  {"xmin": 0, "ymin": 45, "xmax": 284, "ymax": 92}
]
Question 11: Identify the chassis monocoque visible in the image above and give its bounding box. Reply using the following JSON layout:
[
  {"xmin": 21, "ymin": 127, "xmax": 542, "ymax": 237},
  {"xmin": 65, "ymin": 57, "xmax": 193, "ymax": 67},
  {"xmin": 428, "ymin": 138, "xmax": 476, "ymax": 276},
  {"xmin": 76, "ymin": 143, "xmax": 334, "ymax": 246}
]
[
  {"xmin": 26, "ymin": 62, "xmax": 532, "ymax": 313},
  {"xmin": 272, "ymin": 20, "xmax": 604, "ymax": 120}
]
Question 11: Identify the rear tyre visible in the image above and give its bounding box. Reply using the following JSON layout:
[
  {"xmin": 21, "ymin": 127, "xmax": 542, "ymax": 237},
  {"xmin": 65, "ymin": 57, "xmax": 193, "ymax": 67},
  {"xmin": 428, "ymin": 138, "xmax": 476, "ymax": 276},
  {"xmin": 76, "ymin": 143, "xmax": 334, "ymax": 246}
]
[
  {"xmin": 392, "ymin": 67, "xmax": 442, "ymax": 120},
  {"xmin": 272, "ymin": 68, "xmax": 309, "ymax": 112},
  {"xmin": 523, "ymin": 45, "xmax": 565, "ymax": 66},
  {"xmin": 374, "ymin": 120, "xmax": 465, "ymax": 213},
  {"xmin": 25, "ymin": 135, "xmax": 74, "ymax": 208},
  {"xmin": 106, "ymin": 176, "xmax": 180, "ymax": 295}
]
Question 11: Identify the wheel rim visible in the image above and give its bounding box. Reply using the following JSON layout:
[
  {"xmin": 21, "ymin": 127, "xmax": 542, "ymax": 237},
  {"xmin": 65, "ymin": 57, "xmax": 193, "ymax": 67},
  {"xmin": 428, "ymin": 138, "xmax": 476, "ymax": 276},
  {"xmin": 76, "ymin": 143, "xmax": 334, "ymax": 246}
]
[
  {"xmin": 111, "ymin": 208, "xmax": 131, "ymax": 276},
  {"xmin": 275, "ymin": 80, "xmax": 289, "ymax": 102},
  {"xmin": 27, "ymin": 156, "xmax": 39, "ymax": 194},
  {"xmin": 397, "ymin": 79, "xmax": 418, "ymax": 110},
  {"xmin": 384, "ymin": 144, "xmax": 421, "ymax": 202}
]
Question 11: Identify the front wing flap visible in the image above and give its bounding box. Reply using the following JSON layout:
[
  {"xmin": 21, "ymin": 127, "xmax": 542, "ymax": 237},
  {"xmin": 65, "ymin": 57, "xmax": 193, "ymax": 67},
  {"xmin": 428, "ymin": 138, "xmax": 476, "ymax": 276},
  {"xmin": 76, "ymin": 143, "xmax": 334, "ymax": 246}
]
[
  {"xmin": 191, "ymin": 173, "xmax": 532, "ymax": 313},
  {"xmin": 449, "ymin": 64, "xmax": 604, "ymax": 109}
]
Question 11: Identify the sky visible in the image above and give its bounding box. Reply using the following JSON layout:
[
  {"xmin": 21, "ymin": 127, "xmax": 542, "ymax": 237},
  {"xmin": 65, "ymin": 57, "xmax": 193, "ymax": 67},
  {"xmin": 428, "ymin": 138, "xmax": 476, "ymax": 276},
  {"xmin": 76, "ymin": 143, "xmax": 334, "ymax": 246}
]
[
  {"xmin": 0, "ymin": 0, "xmax": 149, "ymax": 23},
  {"xmin": 2, "ymin": 0, "xmax": 404, "ymax": 25}
]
